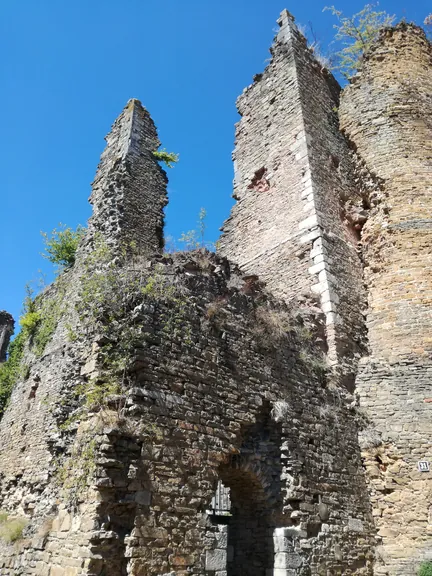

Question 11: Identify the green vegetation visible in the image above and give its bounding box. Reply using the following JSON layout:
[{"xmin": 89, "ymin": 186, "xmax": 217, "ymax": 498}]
[
  {"xmin": 68, "ymin": 236, "xmax": 192, "ymax": 421},
  {"xmin": 19, "ymin": 286, "xmax": 41, "ymax": 337},
  {"xmin": 324, "ymin": 4, "xmax": 395, "ymax": 79},
  {"xmin": 56, "ymin": 433, "xmax": 97, "ymax": 505},
  {"xmin": 19, "ymin": 311, "xmax": 41, "ymax": 335},
  {"xmin": 0, "ymin": 279, "xmax": 66, "ymax": 419},
  {"xmin": 41, "ymin": 224, "xmax": 86, "ymax": 270},
  {"xmin": 0, "ymin": 513, "xmax": 27, "ymax": 543},
  {"xmin": 177, "ymin": 207, "xmax": 218, "ymax": 251},
  {"xmin": 32, "ymin": 286, "xmax": 65, "ymax": 357},
  {"xmin": 419, "ymin": 562, "xmax": 432, "ymax": 576},
  {"xmin": 21, "ymin": 281, "xmax": 66, "ymax": 358},
  {"xmin": 152, "ymin": 148, "xmax": 179, "ymax": 168}
]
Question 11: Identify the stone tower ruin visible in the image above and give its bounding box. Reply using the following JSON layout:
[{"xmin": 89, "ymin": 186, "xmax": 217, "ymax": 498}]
[
  {"xmin": 82, "ymin": 98, "xmax": 168, "ymax": 256},
  {"xmin": 0, "ymin": 9, "xmax": 430, "ymax": 576},
  {"xmin": 340, "ymin": 24, "xmax": 432, "ymax": 575},
  {"xmin": 219, "ymin": 10, "xmax": 367, "ymax": 389}
]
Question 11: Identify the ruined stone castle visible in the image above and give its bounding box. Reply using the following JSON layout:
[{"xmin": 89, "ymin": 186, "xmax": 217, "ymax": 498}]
[{"xmin": 0, "ymin": 10, "xmax": 430, "ymax": 576}]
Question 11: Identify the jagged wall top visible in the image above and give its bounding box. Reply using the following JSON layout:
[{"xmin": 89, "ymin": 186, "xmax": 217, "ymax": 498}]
[
  {"xmin": 82, "ymin": 99, "xmax": 168, "ymax": 257},
  {"xmin": 340, "ymin": 23, "xmax": 432, "ymax": 360}
]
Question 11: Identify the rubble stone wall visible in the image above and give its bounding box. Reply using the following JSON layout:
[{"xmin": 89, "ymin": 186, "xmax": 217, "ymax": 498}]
[
  {"xmin": 340, "ymin": 24, "xmax": 432, "ymax": 360},
  {"xmin": 1, "ymin": 12, "xmax": 431, "ymax": 576},
  {"xmin": 340, "ymin": 24, "xmax": 432, "ymax": 575},
  {"xmin": 0, "ymin": 253, "xmax": 375, "ymax": 576},
  {"xmin": 82, "ymin": 99, "xmax": 168, "ymax": 257},
  {"xmin": 0, "ymin": 311, "xmax": 14, "ymax": 363}
]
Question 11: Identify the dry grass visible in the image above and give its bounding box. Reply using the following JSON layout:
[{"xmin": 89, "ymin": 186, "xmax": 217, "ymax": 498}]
[
  {"xmin": 206, "ymin": 297, "xmax": 227, "ymax": 321},
  {"xmin": 253, "ymin": 306, "xmax": 292, "ymax": 341},
  {"xmin": 0, "ymin": 513, "xmax": 27, "ymax": 543},
  {"xmin": 359, "ymin": 427, "xmax": 383, "ymax": 450}
]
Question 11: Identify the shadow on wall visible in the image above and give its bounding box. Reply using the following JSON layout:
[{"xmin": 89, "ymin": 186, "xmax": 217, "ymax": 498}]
[{"xmin": 206, "ymin": 403, "xmax": 283, "ymax": 576}]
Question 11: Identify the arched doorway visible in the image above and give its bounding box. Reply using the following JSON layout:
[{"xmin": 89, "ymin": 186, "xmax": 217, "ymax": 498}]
[{"xmin": 205, "ymin": 406, "xmax": 282, "ymax": 575}]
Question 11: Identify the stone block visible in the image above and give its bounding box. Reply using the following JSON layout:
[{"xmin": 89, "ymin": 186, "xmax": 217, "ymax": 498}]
[
  {"xmin": 274, "ymin": 552, "xmax": 302, "ymax": 569},
  {"xmin": 135, "ymin": 490, "xmax": 151, "ymax": 506},
  {"xmin": 348, "ymin": 517, "xmax": 364, "ymax": 533},
  {"xmin": 205, "ymin": 549, "xmax": 227, "ymax": 571}
]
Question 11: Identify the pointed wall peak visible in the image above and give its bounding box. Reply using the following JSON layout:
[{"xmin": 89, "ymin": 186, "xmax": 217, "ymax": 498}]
[{"xmin": 82, "ymin": 99, "xmax": 168, "ymax": 257}]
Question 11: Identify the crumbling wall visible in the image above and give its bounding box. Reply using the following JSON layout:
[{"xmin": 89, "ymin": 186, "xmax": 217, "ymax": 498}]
[
  {"xmin": 0, "ymin": 312, "xmax": 14, "ymax": 363},
  {"xmin": 219, "ymin": 11, "xmax": 367, "ymax": 386},
  {"xmin": 340, "ymin": 24, "xmax": 432, "ymax": 575},
  {"xmin": 0, "ymin": 96, "xmax": 375, "ymax": 576},
  {"xmin": 82, "ymin": 98, "xmax": 168, "ymax": 256},
  {"xmin": 0, "ymin": 252, "xmax": 375, "ymax": 576}
]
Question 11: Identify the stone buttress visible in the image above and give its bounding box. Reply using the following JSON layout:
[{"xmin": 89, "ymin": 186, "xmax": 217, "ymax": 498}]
[
  {"xmin": 340, "ymin": 24, "xmax": 432, "ymax": 575},
  {"xmin": 219, "ymin": 10, "xmax": 367, "ymax": 389}
]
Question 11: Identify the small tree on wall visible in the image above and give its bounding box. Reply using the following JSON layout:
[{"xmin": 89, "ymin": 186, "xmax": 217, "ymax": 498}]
[{"xmin": 324, "ymin": 3, "xmax": 395, "ymax": 79}]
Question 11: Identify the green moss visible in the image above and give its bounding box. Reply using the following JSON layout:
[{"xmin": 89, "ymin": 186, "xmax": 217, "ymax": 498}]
[{"xmin": 419, "ymin": 562, "xmax": 432, "ymax": 576}]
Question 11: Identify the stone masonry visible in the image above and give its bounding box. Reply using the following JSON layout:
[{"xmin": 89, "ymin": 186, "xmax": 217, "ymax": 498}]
[
  {"xmin": 0, "ymin": 312, "xmax": 14, "ymax": 363},
  {"xmin": 0, "ymin": 10, "xmax": 431, "ymax": 576},
  {"xmin": 340, "ymin": 24, "xmax": 432, "ymax": 575},
  {"xmin": 219, "ymin": 12, "xmax": 432, "ymax": 576},
  {"xmin": 219, "ymin": 10, "xmax": 367, "ymax": 389},
  {"xmin": 81, "ymin": 98, "xmax": 168, "ymax": 256},
  {"xmin": 0, "ymin": 95, "xmax": 375, "ymax": 575}
]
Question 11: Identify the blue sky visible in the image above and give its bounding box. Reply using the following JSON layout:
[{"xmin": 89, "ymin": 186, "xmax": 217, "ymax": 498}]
[{"xmin": 1, "ymin": 0, "xmax": 429, "ymax": 326}]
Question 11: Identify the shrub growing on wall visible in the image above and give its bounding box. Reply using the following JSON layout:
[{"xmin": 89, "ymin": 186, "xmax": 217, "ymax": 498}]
[{"xmin": 41, "ymin": 224, "xmax": 86, "ymax": 269}]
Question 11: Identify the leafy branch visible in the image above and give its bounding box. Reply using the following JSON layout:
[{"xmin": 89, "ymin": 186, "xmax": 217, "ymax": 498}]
[
  {"xmin": 152, "ymin": 148, "xmax": 179, "ymax": 168},
  {"xmin": 324, "ymin": 4, "xmax": 395, "ymax": 79},
  {"xmin": 41, "ymin": 224, "xmax": 86, "ymax": 270}
]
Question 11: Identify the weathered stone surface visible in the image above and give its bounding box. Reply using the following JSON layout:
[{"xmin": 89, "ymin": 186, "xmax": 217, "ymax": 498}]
[
  {"xmin": 0, "ymin": 10, "xmax": 431, "ymax": 576},
  {"xmin": 340, "ymin": 23, "xmax": 432, "ymax": 576},
  {"xmin": 80, "ymin": 98, "xmax": 168, "ymax": 257},
  {"xmin": 219, "ymin": 10, "xmax": 367, "ymax": 387},
  {"xmin": 0, "ymin": 311, "xmax": 14, "ymax": 363},
  {"xmin": 0, "ymin": 244, "xmax": 374, "ymax": 575}
]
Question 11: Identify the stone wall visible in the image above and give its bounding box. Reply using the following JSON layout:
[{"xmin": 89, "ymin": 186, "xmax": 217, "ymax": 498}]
[
  {"xmin": 81, "ymin": 98, "xmax": 168, "ymax": 257},
  {"xmin": 0, "ymin": 94, "xmax": 376, "ymax": 575},
  {"xmin": 1, "ymin": 11, "xmax": 432, "ymax": 576},
  {"xmin": 340, "ymin": 24, "xmax": 432, "ymax": 575},
  {"xmin": 0, "ymin": 311, "xmax": 14, "ymax": 363},
  {"xmin": 219, "ymin": 11, "xmax": 367, "ymax": 387},
  {"xmin": 340, "ymin": 24, "xmax": 432, "ymax": 361},
  {"xmin": 0, "ymin": 251, "xmax": 375, "ymax": 576}
]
